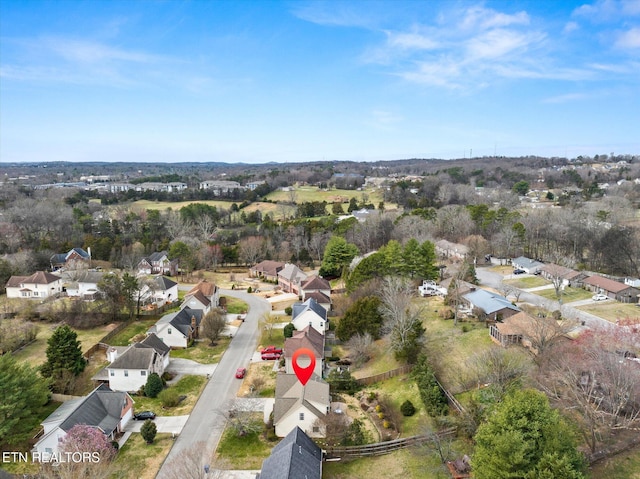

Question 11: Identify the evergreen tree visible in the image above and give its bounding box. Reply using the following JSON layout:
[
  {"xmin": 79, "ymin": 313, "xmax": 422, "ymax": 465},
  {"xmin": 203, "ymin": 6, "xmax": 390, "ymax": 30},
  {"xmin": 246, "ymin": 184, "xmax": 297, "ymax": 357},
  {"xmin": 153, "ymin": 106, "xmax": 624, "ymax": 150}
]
[
  {"xmin": 283, "ymin": 323, "xmax": 296, "ymax": 338},
  {"xmin": 41, "ymin": 325, "xmax": 86, "ymax": 392},
  {"xmin": 336, "ymin": 296, "xmax": 383, "ymax": 341},
  {"xmin": 140, "ymin": 419, "xmax": 157, "ymax": 444},
  {"xmin": 319, "ymin": 236, "xmax": 359, "ymax": 278},
  {"xmin": 473, "ymin": 389, "xmax": 585, "ymax": 479},
  {"xmin": 412, "ymin": 354, "xmax": 448, "ymax": 417},
  {"xmin": 144, "ymin": 373, "xmax": 163, "ymax": 398}
]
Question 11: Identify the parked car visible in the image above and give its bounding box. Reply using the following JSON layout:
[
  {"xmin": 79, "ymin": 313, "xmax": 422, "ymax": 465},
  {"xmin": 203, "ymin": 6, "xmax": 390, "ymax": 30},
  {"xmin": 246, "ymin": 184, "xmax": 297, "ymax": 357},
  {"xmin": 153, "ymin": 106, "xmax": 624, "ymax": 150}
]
[
  {"xmin": 134, "ymin": 411, "xmax": 156, "ymax": 420},
  {"xmin": 261, "ymin": 346, "xmax": 283, "ymax": 355},
  {"xmin": 513, "ymin": 269, "xmax": 526, "ymax": 275},
  {"xmin": 261, "ymin": 351, "xmax": 282, "ymax": 360},
  {"xmin": 235, "ymin": 367, "xmax": 247, "ymax": 379},
  {"xmin": 592, "ymin": 293, "xmax": 608, "ymax": 301}
]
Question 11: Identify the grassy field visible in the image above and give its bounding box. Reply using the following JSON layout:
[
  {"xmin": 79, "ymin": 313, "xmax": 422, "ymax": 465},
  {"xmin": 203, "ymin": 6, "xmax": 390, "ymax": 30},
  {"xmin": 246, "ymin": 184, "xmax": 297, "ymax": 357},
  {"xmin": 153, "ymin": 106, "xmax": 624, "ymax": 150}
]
[
  {"xmin": 170, "ymin": 337, "xmax": 231, "ymax": 364},
  {"xmin": 111, "ymin": 433, "xmax": 174, "ymax": 479},
  {"xmin": 590, "ymin": 445, "xmax": 640, "ymax": 479},
  {"xmin": 131, "ymin": 375, "xmax": 207, "ymax": 416},
  {"xmin": 351, "ymin": 339, "xmax": 401, "ymax": 378},
  {"xmin": 576, "ymin": 301, "xmax": 640, "ymax": 324},
  {"xmin": 130, "ymin": 199, "xmax": 235, "ymax": 212},
  {"xmin": 265, "ymin": 185, "xmax": 389, "ymax": 206},
  {"xmin": 534, "ymin": 287, "xmax": 593, "ymax": 303},
  {"xmin": 108, "ymin": 318, "xmax": 158, "ymax": 346},
  {"xmin": 215, "ymin": 417, "xmax": 275, "ymax": 469},
  {"xmin": 503, "ymin": 276, "xmax": 549, "ymax": 289}
]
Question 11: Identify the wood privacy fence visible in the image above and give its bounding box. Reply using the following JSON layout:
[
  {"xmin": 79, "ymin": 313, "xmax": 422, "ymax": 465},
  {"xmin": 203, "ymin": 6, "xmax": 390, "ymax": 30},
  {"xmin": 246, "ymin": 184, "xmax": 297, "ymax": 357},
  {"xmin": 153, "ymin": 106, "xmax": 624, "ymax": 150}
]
[
  {"xmin": 325, "ymin": 428, "xmax": 457, "ymax": 459},
  {"xmin": 355, "ymin": 365, "xmax": 413, "ymax": 386}
]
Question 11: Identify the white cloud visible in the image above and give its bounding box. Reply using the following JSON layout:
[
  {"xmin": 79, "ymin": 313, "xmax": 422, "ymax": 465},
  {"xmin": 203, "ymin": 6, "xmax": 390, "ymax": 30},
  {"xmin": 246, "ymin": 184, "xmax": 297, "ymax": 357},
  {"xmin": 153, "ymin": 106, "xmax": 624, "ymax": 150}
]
[
  {"xmin": 615, "ymin": 27, "xmax": 640, "ymax": 48},
  {"xmin": 466, "ymin": 29, "xmax": 544, "ymax": 60},
  {"xmin": 459, "ymin": 5, "xmax": 530, "ymax": 31},
  {"xmin": 563, "ymin": 21, "xmax": 580, "ymax": 33},
  {"xmin": 542, "ymin": 92, "xmax": 590, "ymax": 103},
  {"xmin": 385, "ymin": 31, "xmax": 439, "ymax": 50}
]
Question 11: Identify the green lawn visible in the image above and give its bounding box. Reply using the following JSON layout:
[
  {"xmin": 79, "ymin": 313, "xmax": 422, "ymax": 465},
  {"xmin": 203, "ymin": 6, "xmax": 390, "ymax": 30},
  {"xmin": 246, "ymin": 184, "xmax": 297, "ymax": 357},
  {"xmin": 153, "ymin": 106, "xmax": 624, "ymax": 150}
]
[
  {"xmin": 131, "ymin": 375, "xmax": 207, "ymax": 416},
  {"xmin": 111, "ymin": 432, "xmax": 174, "ymax": 479},
  {"xmin": 535, "ymin": 287, "xmax": 593, "ymax": 303},
  {"xmin": 215, "ymin": 419, "xmax": 276, "ymax": 469},
  {"xmin": 503, "ymin": 276, "xmax": 549, "ymax": 289},
  {"xmin": 589, "ymin": 445, "xmax": 640, "ymax": 479},
  {"xmin": 223, "ymin": 296, "xmax": 249, "ymax": 314},
  {"xmin": 108, "ymin": 318, "xmax": 158, "ymax": 346},
  {"xmin": 170, "ymin": 338, "xmax": 231, "ymax": 363},
  {"xmin": 265, "ymin": 185, "xmax": 389, "ymax": 207},
  {"xmin": 576, "ymin": 302, "xmax": 640, "ymax": 324}
]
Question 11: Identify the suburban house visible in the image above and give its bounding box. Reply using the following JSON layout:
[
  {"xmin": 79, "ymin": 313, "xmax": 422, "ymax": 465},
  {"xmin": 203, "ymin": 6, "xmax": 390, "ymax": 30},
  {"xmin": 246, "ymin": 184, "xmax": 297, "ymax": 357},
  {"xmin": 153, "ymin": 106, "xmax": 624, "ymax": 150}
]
[
  {"xmin": 489, "ymin": 311, "xmax": 539, "ymax": 351},
  {"xmin": 33, "ymin": 384, "xmax": 133, "ymax": 461},
  {"xmin": 50, "ymin": 247, "xmax": 91, "ymax": 270},
  {"xmin": 625, "ymin": 278, "xmax": 640, "ymax": 288},
  {"xmin": 278, "ymin": 264, "xmax": 308, "ymax": 295},
  {"xmin": 284, "ymin": 326, "xmax": 325, "ymax": 378},
  {"xmin": 181, "ymin": 290, "xmax": 212, "ymax": 314},
  {"xmin": 250, "ymin": 260, "xmax": 286, "ymax": 282},
  {"xmin": 583, "ymin": 275, "xmax": 640, "ymax": 303},
  {"xmin": 259, "ymin": 426, "xmax": 323, "ymax": 479},
  {"xmin": 462, "ymin": 288, "xmax": 520, "ymax": 321},
  {"xmin": 5, "ymin": 271, "xmax": 63, "ymax": 299},
  {"xmin": 435, "ymin": 240, "xmax": 469, "ymax": 260},
  {"xmin": 185, "ymin": 279, "xmax": 219, "ymax": 309},
  {"xmin": 138, "ymin": 275, "xmax": 179, "ymax": 308},
  {"xmin": 148, "ymin": 307, "xmax": 204, "ymax": 348},
  {"xmin": 300, "ymin": 276, "xmax": 332, "ymax": 311},
  {"xmin": 57, "ymin": 270, "xmax": 104, "ymax": 300},
  {"xmin": 291, "ymin": 298, "xmax": 328, "ymax": 335},
  {"xmin": 273, "ymin": 374, "xmax": 330, "ymax": 438},
  {"xmin": 511, "ymin": 256, "xmax": 544, "ymax": 274},
  {"xmin": 97, "ymin": 333, "xmax": 171, "ymax": 392},
  {"xmin": 137, "ymin": 251, "xmax": 178, "ymax": 276},
  {"xmin": 539, "ymin": 264, "xmax": 587, "ymax": 287}
]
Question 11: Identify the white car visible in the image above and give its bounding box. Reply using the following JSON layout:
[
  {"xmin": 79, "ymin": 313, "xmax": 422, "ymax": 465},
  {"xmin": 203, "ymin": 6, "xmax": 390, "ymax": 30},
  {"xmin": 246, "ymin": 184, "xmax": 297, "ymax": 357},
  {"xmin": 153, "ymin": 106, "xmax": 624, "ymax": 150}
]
[{"xmin": 592, "ymin": 293, "xmax": 608, "ymax": 301}]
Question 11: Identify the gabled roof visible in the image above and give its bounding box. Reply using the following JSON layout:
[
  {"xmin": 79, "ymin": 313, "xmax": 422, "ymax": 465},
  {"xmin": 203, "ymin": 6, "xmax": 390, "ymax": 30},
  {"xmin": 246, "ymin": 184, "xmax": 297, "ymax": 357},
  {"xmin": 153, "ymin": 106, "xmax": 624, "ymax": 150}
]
[
  {"xmin": 302, "ymin": 291, "xmax": 331, "ymax": 305},
  {"xmin": 273, "ymin": 374, "xmax": 329, "ymax": 425},
  {"xmin": 539, "ymin": 264, "xmax": 583, "ymax": 280},
  {"xmin": 251, "ymin": 260, "xmax": 286, "ymax": 276},
  {"xmin": 183, "ymin": 290, "xmax": 211, "ymax": 308},
  {"xmin": 58, "ymin": 270, "xmax": 104, "ymax": 284},
  {"xmin": 259, "ymin": 427, "xmax": 322, "ymax": 479},
  {"xmin": 284, "ymin": 326, "xmax": 324, "ymax": 359},
  {"xmin": 6, "ymin": 271, "xmax": 61, "ymax": 287},
  {"xmin": 278, "ymin": 264, "xmax": 308, "ymax": 283},
  {"xmin": 463, "ymin": 289, "xmax": 520, "ymax": 315},
  {"xmin": 292, "ymin": 298, "xmax": 327, "ymax": 321},
  {"xmin": 159, "ymin": 307, "xmax": 203, "ymax": 337},
  {"xmin": 140, "ymin": 332, "xmax": 170, "ymax": 355},
  {"xmin": 187, "ymin": 279, "xmax": 216, "ymax": 297},
  {"xmin": 108, "ymin": 333, "xmax": 169, "ymax": 370},
  {"xmin": 584, "ymin": 275, "xmax": 633, "ymax": 293},
  {"xmin": 153, "ymin": 276, "xmax": 178, "ymax": 290},
  {"xmin": 301, "ymin": 276, "xmax": 331, "ymax": 291},
  {"xmin": 512, "ymin": 256, "xmax": 544, "ymax": 269},
  {"xmin": 148, "ymin": 251, "xmax": 169, "ymax": 262},
  {"xmin": 44, "ymin": 384, "xmax": 128, "ymax": 436},
  {"xmin": 493, "ymin": 311, "xmax": 536, "ymax": 336}
]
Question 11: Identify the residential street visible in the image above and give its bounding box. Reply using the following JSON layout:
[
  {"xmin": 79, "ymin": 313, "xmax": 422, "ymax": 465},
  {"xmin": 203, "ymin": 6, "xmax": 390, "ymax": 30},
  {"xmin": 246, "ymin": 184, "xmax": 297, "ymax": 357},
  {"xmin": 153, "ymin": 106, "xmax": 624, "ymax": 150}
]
[{"xmin": 155, "ymin": 288, "xmax": 271, "ymax": 478}]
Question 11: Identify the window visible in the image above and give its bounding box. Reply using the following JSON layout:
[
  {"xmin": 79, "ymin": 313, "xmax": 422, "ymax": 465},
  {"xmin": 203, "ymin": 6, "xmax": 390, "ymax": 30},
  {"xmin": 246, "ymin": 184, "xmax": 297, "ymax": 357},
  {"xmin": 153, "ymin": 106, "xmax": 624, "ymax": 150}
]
[
  {"xmin": 168, "ymin": 328, "xmax": 172, "ymax": 334},
  {"xmin": 299, "ymin": 413, "xmax": 304, "ymax": 421},
  {"xmin": 141, "ymin": 371, "xmax": 146, "ymax": 376},
  {"xmin": 312, "ymin": 426, "xmax": 320, "ymax": 433},
  {"xmin": 45, "ymin": 448, "xmax": 53, "ymax": 454},
  {"xmin": 124, "ymin": 371, "xmax": 128, "ymax": 377},
  {"xmin": 110, "ymin": 370, "xmax": 114, "ymax": 377}
]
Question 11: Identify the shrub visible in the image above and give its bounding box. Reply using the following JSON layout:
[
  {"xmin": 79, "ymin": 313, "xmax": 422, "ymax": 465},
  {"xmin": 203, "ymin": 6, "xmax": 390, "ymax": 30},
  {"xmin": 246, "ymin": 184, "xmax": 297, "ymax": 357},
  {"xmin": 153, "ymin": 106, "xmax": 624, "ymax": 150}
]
[
  {"xmin": 383, "ymin": 420, "xmax": 391, "ymax": 429},
  {"xmin": 247, "ymin": 286, "xmax": 252, "ymax": 293},
  {"xmin": 375, "ymin": 405, "xmax": 382, "ymax": 413},
  {"xmin": 462, "ymin": 324, "xmax": 471, "ymax": 333},
  {"xmin": 284, "ymin": 306, "xmax": 293, "ymax": 316},
  {"xmin": 144, "ymin": 373, "xmax": 163, "ymax": 398},
  {"xmin": 140, "ymin": 419, "xmax": 157, "ymax": 444},
  {"xmin": 400, "ymin": 400, "xmax": 416, "ymax": 417},
  {"xmin": 283, "ymin": 323, "xmax": 296, "ymax": 338},
  {"xmin": 158, "ymin": 388, "xmax": 180, "ymax": 408}
]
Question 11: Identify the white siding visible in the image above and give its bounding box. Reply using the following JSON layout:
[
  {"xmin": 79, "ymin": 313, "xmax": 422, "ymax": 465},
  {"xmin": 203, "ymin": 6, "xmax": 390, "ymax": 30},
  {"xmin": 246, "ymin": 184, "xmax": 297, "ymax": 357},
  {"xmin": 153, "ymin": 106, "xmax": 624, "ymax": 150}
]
[
  {"xmin": 108, "ymin": 368, "xmax": 149, "ymax": 392},
  {"xmin": 275, "ymin": 405, "xmax": 325, "ymax": 438},
  {"xmin": 292, "ymin": 311, "xmax": 326, "ymax": 335}
]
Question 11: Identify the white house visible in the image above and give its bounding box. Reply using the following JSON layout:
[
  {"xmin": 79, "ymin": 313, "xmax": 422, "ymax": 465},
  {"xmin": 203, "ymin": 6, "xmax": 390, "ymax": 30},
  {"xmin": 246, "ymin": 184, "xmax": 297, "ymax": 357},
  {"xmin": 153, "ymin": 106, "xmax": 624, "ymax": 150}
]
[
  {"xmin": 181, "ymin": 290, "xmax": 212, "ymax": 314},
  {"xmin": 58, "ymin": 270, "xmax": 104, "ymax": 300},
  {"xmin": 138, "ymin": 276, "xmax": 179, "ymax": 308},
  {"xmin": 185, "ymin": 279, "xmax": 219, "ymax": 309},
  {"xmin": 512, "ymin": 256, "xmax": 544, "ymax": 274},
  {"xmin": 284, "ymin": 326, "xmax": 325, "ymax": 378},
  {"xmin": 149, "ymin": 307, "xmax": 204, "ymax": 348},
  {"xmin": 291, "ymin": 298, "xmax": 328, "ymax": 335},
  {"xmin": 102, "ymin": 333, "xmax": 171, "ymax": 392},
  {"xmin": 5, "ymin": 271, "xmax": 63, "ymax": 299},
  {"xmin": 273, "ymin": 374, "xmax": 330, "ymax": 438},
  {"xmin": 33, "ymin": 384, "xmax": 133, "ymax": 461},
  {"xmin": 300, "ymin": 276, "xmax": 332, "ymax": 310}
]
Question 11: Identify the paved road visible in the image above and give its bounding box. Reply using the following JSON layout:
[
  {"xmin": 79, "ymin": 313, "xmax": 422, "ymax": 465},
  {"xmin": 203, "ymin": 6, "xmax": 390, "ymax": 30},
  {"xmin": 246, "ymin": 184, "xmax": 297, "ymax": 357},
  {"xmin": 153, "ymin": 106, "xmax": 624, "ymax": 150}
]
[
  {"xmin": 476, "ymin": 267, "xmax": 616, "ymax": 332},
  {"xmin": 156, "ymin": 289, "xmax": 271, "ymax": 478}
]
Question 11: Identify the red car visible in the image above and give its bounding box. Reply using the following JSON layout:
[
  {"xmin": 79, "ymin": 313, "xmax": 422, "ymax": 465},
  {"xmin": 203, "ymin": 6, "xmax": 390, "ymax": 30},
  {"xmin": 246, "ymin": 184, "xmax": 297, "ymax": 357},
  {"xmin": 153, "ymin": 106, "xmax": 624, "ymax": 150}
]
[
  {"xmin": 261, "ymin": 351, "xmax": 282, "ymax": 360},
  {"xmin": 261, "ymin": 346, "xmax": 283, "ymax": 355},
  {"xmin": 235, "ymin": 367, "xmax": 247, "ymax": 379}
]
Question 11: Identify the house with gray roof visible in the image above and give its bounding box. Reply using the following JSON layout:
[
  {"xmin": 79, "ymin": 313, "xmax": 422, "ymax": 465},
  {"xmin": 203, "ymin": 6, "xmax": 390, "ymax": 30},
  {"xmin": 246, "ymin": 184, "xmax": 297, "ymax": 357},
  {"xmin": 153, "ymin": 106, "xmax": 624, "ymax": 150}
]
[
  {"xmin": 463, "ymin": 288, "xmax": 520, "ymax": 321},
  {"xmin": 259, "ymin": 426, "xmax": 323, "ymax": 479},
  {"xmin": 273, "ymin": 374, "xmax": 330, "ymax": 438},
  {"xmin": 250, "ymin": 260, "xmax": 286, "ymax": 281},
  {"xmin": 149, "ymin": 307, "xmax": 204, "ymax": 348},
  {"xmin": 33, "ymin": 384, "xmax": 133, "ymax": 461},
  {"xmin": 512, "ymin": 256, "xmax": 544, "ymax": 274},
  {"xmin": 291, "ymin": 298, "xmax": 328, "ymax": 335},
  {"xmin": 278, "ymin": 263, "xmax": 308, "ymax": 295},
  {"xmin": 95, "ymin": 333, "xmax": 171, "ymax": 392},
  {"xmin": 50, "ymin": 247, "xmax": 91, "ymax": 270},
  {"xmin": 58, "ymin": 270, "xmax": 104, "ymax": 300},
  {"xmin": 137, "ymin": 251, "xmax": 178, "ymax": 276}
]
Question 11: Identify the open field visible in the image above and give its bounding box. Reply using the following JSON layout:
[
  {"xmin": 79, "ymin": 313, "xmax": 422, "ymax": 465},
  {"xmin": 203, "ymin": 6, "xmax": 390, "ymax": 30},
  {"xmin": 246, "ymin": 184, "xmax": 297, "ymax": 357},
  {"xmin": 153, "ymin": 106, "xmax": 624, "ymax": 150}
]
[
  {"xmin": 265, "ymin": 185, "xmax": 389, "ymax": 206},
  {"xmin": 111, "ymin": 433, "xmax": 174, "ymax": 479},
  {"xmin": 130, "ymin": 199, "xmax": 235, "ymax": 212},
  {"xmin": 535, "ymin": 287, "xmax": 593, "ymax": 303},
  {"xmin": 576, "ymin": 301, "xmax": 640, "ymax": 324},
  {"xmin": 130, "ymin": 375, "xmax": 207, "ymax": 417},
  {"xmin": 108, "ymin": 318, "xmax": 158, "ymax": 346},
  {"xmin": 215, "ymin": 415, "xmax": 275, "ymax": 469},
  {"xmin": 170, "ymin": 337, "xmax": 231, "ymax": 364},
  {"xmin": 503, "ymin": 275, "xmax": 549, "ymax": 289}
]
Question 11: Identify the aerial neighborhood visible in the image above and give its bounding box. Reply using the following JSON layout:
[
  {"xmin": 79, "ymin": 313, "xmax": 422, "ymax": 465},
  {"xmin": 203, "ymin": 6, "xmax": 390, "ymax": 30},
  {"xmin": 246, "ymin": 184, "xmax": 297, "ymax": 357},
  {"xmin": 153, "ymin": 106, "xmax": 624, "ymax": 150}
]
[{"xmin": 1, "ymin": 154, "xmax": 639, "ymax": 479}]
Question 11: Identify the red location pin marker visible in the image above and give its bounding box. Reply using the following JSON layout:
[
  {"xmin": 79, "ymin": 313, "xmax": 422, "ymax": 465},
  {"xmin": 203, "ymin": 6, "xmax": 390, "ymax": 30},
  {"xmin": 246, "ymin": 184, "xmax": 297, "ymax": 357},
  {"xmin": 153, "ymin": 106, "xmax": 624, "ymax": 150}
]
[{"xmin": 292, "ymin": 348, "xmax": 316, "ymax": 386}]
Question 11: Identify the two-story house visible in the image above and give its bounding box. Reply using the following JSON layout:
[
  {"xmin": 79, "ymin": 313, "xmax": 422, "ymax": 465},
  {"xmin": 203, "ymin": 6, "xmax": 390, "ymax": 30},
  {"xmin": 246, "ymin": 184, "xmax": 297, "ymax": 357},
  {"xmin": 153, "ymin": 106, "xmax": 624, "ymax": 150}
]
[{"xmin": 5, "ymin": 271, "xmax": 63, "ymax": 299}]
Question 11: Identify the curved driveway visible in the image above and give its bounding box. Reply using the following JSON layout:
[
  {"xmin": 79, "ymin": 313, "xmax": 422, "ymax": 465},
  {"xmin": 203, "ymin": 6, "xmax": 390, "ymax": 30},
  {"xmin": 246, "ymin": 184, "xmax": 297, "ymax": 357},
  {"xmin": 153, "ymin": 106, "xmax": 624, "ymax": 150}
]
[{"xmin": 156, "ymin": 289, "xmax": 271, "ymax": 478}]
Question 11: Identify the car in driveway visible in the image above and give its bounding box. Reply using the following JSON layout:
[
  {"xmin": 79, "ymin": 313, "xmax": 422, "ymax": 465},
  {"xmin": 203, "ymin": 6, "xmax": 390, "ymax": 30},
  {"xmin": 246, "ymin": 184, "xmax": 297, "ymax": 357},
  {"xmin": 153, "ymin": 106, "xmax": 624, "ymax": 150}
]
[
  {"xmin": 134, "ymin": 411, "xmax": 156, "ymax": 420},
  {"xmin": 513, "ymin": 269, "xmax": 526, "ymax": 275},
  {"xmin": 235, "ymin": 367, "xmax": 247, "ymax": 379},
  {"xmin": 261, "ymin": 346, "xmax": 283, "ymax": 355},
  {"xmin": 261, "ymin": 351, "xmax": 282, "ymax": 360},
  {"xmin": 592, "ymin": 293, "xmax": 609, "ymax": 301}
]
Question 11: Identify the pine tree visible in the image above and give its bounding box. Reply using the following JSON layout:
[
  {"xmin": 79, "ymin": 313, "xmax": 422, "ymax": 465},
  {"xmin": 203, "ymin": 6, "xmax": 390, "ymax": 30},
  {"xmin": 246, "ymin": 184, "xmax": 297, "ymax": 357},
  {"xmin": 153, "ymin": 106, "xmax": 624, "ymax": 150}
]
[
  {"xmin": 41, "ymin": 325, "xmax": 86, "ymax": 392},
  {"xmin": 140, "ymin": 419, "xmax": 157, "ymax": 444}
]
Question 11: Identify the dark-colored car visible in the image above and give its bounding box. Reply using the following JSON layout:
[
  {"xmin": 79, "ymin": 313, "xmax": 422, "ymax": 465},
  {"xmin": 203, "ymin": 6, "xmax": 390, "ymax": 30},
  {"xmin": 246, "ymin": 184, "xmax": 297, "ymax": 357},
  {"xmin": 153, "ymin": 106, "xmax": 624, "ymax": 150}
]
[
  {"xmin": 235, "ymin": 367, "xmax": 247, "ymax": 379},
  {"xmin": 513, "ymin": 269, "xmax": 526, "ymax": 275},
  {"xmin": 134, "ymin": 411, "xmax": 156, "ymax": 420}
]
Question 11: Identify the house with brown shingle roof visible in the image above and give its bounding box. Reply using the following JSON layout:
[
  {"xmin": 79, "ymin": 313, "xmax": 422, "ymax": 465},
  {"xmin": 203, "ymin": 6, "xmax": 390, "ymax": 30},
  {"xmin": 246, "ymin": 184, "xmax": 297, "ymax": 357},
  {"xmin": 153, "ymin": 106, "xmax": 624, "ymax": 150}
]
[
  {"xmin": 300, "ymin": 276, "xmax": 331, "ymax": 310},
  {"xmin": 5, "ymin": 271, "xmax": 63, "ymax": 299},
  {"xmin": 273, "ymin": 374, "xmax": 330, "ymax": 438},
  {"xmin": 185, "ymin": 279, "xmax": 219, "ymax": 308},
  {"xmin": 539, "ymin": 264, "xmax": 587, "ymax": 287},
  {"xmin": 584, "ymin": 275, "xmax": 640, "ymax": 303},
  {"xmin": 284, "ymin": 326, "xmax": 325, "ymax": 378},
  {"xmin": 250, "ymin": 260, "xmax": 285, "ymax": 282}
]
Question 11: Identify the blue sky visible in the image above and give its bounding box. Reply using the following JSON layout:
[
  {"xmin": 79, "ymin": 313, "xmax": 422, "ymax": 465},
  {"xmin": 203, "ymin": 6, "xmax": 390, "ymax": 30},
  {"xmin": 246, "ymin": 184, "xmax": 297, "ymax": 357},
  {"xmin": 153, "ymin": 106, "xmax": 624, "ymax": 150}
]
[{"xmin": 1, "ymin": 0, "xmax": 639, "ymax": 164}]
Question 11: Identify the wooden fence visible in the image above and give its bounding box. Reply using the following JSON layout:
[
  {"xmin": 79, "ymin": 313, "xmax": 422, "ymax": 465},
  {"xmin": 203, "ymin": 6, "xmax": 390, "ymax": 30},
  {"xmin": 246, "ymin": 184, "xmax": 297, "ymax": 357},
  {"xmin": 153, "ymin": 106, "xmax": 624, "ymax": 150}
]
[
  {"xmin": 325, "ymin": 428, "xmax": 456, "ymax": 459},
  {"xmin": 355, "ymin": 365, "xmax": 413, "ymax": 386}
]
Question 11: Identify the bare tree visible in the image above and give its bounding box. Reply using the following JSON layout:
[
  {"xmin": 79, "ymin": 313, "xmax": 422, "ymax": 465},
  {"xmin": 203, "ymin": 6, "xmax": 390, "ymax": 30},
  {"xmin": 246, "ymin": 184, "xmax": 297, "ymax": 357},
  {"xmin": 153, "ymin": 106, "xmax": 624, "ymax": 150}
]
[
  {"xmin": 260, "ymin": 312, "xmax": 281, "ymax": 340},
  {"xmin": 308, "ymin": 231, "xmax": 330, "ymax": 264},
  {"xmin": 226, "ymin": 406, "xmax": 263, "ymax": 437},
  {"xmin": 162, "ymin": 441, "xmax": 228, "ymax": 479},
  {"xmin": 195, "ymin": 214, "xmax": 216, "ymax": 241},
  {"xmin": 238, "ymin": 236, "xmax": 263, "ymax": 266},
  {"xmin": 201, "ymin": 308, "xmax": 227, "ymax": 345},
  {"xmin": 465, "ymin": 348, "xmax": 531, "ymax": 402},
  {"xmin": 346, "ymin": 333, "xmax": 374, "ymax": 367}
]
